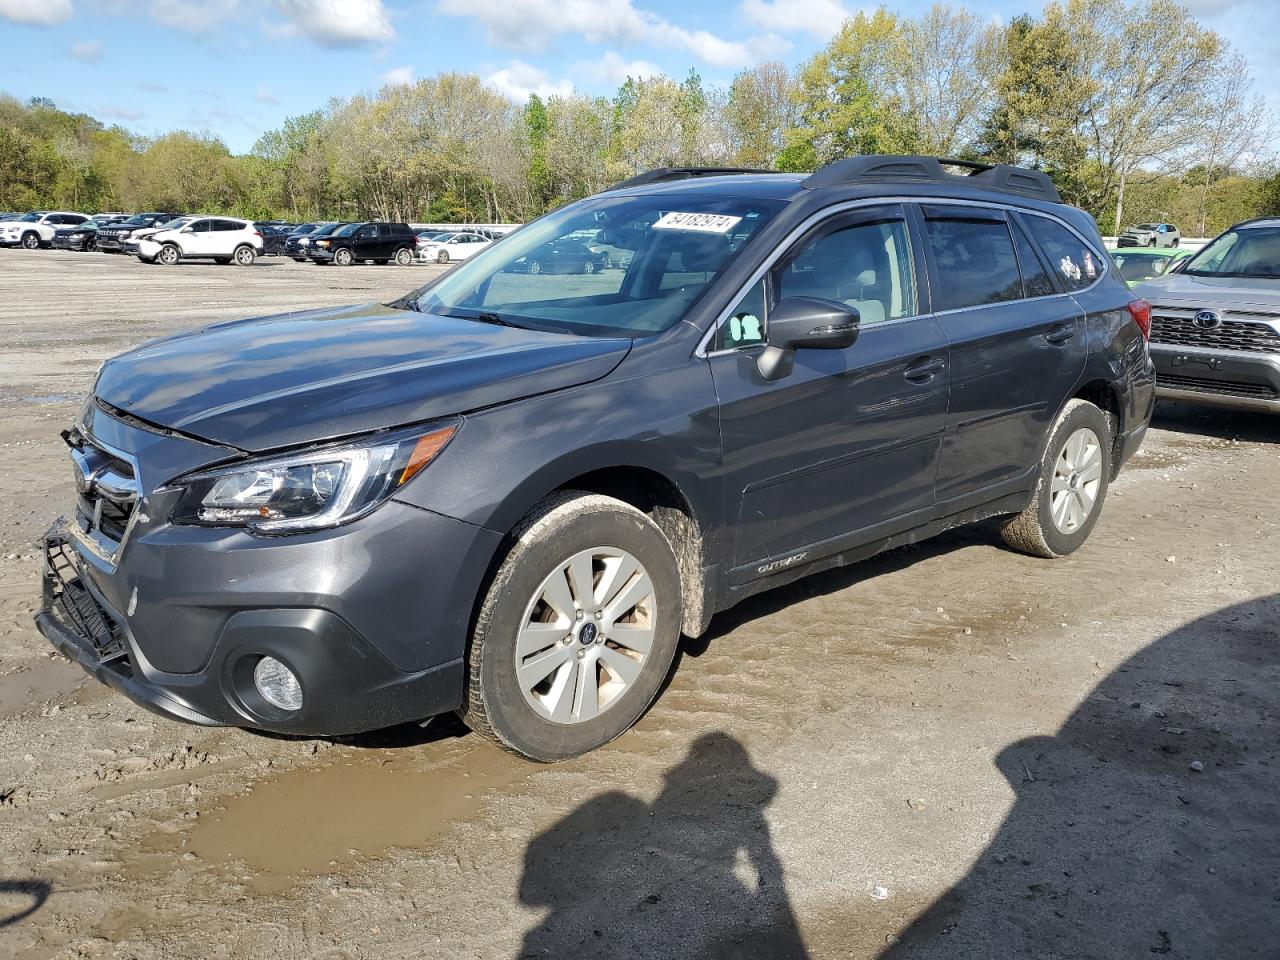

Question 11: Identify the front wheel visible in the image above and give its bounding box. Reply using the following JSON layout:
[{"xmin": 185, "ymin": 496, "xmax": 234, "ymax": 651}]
[
  {"xmin": 462, "ymin": 493, "xmax": 682, "ymax": 761},
  {"xmin": 333, "ymin": 247, "xmax": 353, "ymax": 266},
  {"xmin": 436, "ymin": 250, "xmax": 450, "ymax": 264},
  {"xmin": 20, "ymin": 232, "xmax": 39, "ymax": 250},
  {"xmin": 156, "ymin": 243, "xmax": 181, "ymax": 266},
  {"xmin": 1001, "ymin": 399, "xmax": 1112, "ymax": 558}
]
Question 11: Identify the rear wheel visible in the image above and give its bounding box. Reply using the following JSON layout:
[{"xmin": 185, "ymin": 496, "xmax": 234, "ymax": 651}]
[
  {"xmin": 394, "ymin": 247, "xmax": 413, "ymax": 266},
  {"xmin": 1001, "ymin": 399, "xmax": 1112, "ymax": 558},
  {"xmin": 333, "ymin": 247, "xmax": 353, "ymax": 266},
  {"xmin": 462, "ymin": 493, "xmax": 682, "ymax": 761},
  {"xmin": 156, "ymin": 243, "xmax": 181, "ymax": 266},
  {"xmin": 233, "ymin": 245, "xmax": 256, "ymax": 266}
]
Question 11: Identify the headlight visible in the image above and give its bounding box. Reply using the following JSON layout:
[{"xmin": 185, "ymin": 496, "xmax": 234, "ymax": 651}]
[
  {"xmin": 316, "ymin": 239, "xmax": 330, "ymax": 247},
  {"xmin": 167, "ymin": 423, "xmax": 457, "ymax": 532},
  {"xmin": 298, "ymin": 237, "xmax": 311, "ymax": 246}
]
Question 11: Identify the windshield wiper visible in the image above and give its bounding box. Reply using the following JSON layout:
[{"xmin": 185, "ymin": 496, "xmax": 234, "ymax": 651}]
[{"xmin": 446, "ymin": 308, "xmax": 525, "ymax": 329}]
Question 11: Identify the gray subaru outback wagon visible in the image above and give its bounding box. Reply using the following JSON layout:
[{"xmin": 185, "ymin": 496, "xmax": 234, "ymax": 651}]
[{"xmin": 37, "ymin": 157, "xmax": 1155, "ymax": 760}]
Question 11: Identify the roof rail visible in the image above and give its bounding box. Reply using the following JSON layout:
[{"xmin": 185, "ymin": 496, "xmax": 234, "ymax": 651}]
[
  {"xmin": 607, "ymin": 167, "xmax": 775, "ymax": 191},
  {"xmin": 802, "ymin": 155, "xmax": 1061, "ymax": 203}
]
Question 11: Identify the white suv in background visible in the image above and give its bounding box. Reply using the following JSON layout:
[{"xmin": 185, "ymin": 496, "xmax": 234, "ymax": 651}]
[
  {"xmin": 0, "ymin": 211, "xmax": 90, "ymax": 249},
  {"xmin": 136, "ymin": 216, "xmax": 263, "ymax": 266}
]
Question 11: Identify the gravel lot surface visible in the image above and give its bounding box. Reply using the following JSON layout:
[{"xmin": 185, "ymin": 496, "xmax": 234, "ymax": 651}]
[{"xmin": 0, "ymin": 251, "xmax": 1277, "ymax": 960}]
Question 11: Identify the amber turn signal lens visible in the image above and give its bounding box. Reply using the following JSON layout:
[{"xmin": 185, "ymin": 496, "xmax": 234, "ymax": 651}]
[{"xmin": 398, "ymin": 425, "xmax": 458, "ymax": 486}]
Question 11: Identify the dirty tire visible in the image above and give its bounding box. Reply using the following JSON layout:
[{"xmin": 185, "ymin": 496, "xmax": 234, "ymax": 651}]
[
  {"xmin": 461, "ymin": 492, "xmax": 682, "ymax": 762},
  {"xmin": 233, "ymin": 245, "xmax": 256, "ymax": 266},
  {"xmin": 1001, "ymin": 399, "xmax": 1112, "ymax": 559}
]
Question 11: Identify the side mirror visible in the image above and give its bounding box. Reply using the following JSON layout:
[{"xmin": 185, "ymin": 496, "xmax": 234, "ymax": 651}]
[{"xmin": 757, "ymin": 297, "xmax": 860, "ymax": 381}]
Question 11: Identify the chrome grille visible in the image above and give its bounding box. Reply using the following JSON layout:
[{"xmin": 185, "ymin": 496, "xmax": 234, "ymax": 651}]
[
  {"xmin": 1158, "ymin": 374, "xmax": 1278, "ymax": 400},
  {"xmin": 65, "ymin": 429, "xmax": 140, "ymax": 558},
  {"xmin": 1150, "ymin": 313, "xmax": 1280, "ymax": 353}
]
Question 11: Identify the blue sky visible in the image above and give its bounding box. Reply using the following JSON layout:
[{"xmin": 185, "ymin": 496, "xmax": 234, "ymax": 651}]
[{"xmin": 1, "ymin": 0, "xmax": 1276, "ymax": 155}]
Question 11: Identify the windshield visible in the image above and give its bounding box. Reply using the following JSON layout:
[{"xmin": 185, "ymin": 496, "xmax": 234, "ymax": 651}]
[
  {"xmin": 160, "ymin": 217, "xmax": 192, "ymax": 232},
  {"xmin": 18, "ymin": 212, "xmax": 42, "ymax": 222},
  {"xmin": 1184, "ymin": 226, "xmax": 1280, "ymax": 279},
  {"xmin": 332, "ymin": 223, "xmax": 364, "ymax": 238},
  {"xmin": 121, "ymin": 215, "xmax": 153, "ymax": 225},
  {"xmin": 1132, "ymin": 223, "xmax": 1159, "ymax": 231},
  {"xmin": 412, "ymin": 194, "xmax": 785, "ymax": 337},
  {"xmin": 1112, "ymin": 252, "xmax": 1174, "ymax": 283}
]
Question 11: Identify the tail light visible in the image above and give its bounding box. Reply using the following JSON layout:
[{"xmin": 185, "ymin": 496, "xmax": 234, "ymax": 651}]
[{"xmin": 1126, "ymin": 299, "xmax": 1152, "ymax": 340}]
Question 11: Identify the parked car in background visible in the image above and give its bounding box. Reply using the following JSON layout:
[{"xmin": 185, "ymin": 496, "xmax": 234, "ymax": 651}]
[
  {"xmin": 284, "ymin": 222, "xmax": 340, "ymax": 261},
  {"xmin": 255, "ymin": 223, "xmax": 296, "ymax": 256},
  {"xmin": 52, "ymin": 220, "xmax": 103, "ymax": 251},
  {"xmin": 96, "ymin": 213, "xmax": 183, "ymax": 253},
  {"xmin": 418, "ymin": 231, "xmax": 491, "ymax": 264},
  {"xmin": 506, "ymin": 237, "xmax": 611, "ymax": 275},
  {"xmin": 36, "ymin": 157, "xmax": 1153, "ymax": 760},
  {"xmin": 135, "ymin": 216, "xmax": 263, "ymax": 266},
  {"xmin": 309, "ymin": 222, "xmax": 416, "ymax": 266},
  {"xmin": 1119, "ymin": 222, "xmax": 1180, "ymax": 248},
  {"xmin": 0, "ymin": 212, "xmax": 19, "ymax": 221},
  {"xmin": 0, "ymin": 211, "xmax": 90, "ymax": 249},
  {"xmin": 1137, "ymin": 216, "xmax": 1280, "ymax": 413},
  {"xmin": 1109, "ymin": 247, "xmax": 1191, "ymax": 287}
]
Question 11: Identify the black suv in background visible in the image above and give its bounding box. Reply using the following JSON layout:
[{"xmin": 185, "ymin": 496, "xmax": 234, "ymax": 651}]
[
  {"xmin": 96, "ymin": 213, "xmax": 182, "ymax": 253},
  {"xmin": 285, "ymin": 222, "xmax": 340, "ymax": 261},
  {"xmin": 309, "ymin": 221, "xmax": 417, "ymax": 265},
  {"xmin": 37, "ymin": 156, "xmax": 1153, "ymax": 762}
]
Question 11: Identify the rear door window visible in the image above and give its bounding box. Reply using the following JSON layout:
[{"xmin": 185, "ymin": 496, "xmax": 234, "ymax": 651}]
[
  {"xmin": 924, "ymin": 213, "xmax": 1023, "ymax": 311},
  {"xmin": 1022, "ymin": 215, "xmax": 1102, "ymax": 291}
]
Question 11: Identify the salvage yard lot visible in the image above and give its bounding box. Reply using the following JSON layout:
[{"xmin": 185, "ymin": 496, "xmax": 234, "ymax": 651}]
[{"xmin": 0, "ymin": 252, "xmax": 1277, "ymax": 959}]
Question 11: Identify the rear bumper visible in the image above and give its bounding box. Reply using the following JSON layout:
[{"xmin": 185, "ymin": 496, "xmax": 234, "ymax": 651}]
[{"xmin": 1151, "ymin": 343, "xmax": 1280, "ymax": 412}]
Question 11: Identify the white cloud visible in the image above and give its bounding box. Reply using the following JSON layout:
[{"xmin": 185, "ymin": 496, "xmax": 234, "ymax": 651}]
[
  {"xmin": 437, "ymin": 0, "xmax": 767, "ymax": 68},
  {"xmin": 148, "ymin": 0, "xmax": 240, "ymax": 32},
  {"xmin": 268, "ymin": 0, "xmax": 395, "ymax": 47},
  {"xmin": 0, "ymin": 0, "xmax": 73, "ymax": 26},
  {"xmin": 255, "ymin": 85, "xmax": 277, "ymax": 103},
  {"xmin": 99, "ymin": 104, "xmax": 145, "ymax": 122},
  {"xmin": 70, "ymin": 40, "xmax": 103, "ymax": 62},
  {"xmin": 379, "ymin": 65, "xmax": 414, "ymax": 86},
  {"xmin": 484, "ymin": 60, "xmax": 574, "ymax": 102},
  {"xmin": 572, "ymin": 50, "xmax": 662, "ymax": 86},
  {"xmin": 739, "ymin": 0, "xmax": 851, "ymax": 39}
]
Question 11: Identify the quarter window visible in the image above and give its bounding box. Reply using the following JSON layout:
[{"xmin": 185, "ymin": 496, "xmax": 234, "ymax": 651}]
[
  {"xmin": 925, "ymin": 217, "xmax": 1023, "ymax": 310},
  {"xmin": 712, "ymin": 279, "xmax": 767, "ymax": 351},
  {"xmin": 1023, "ymin": 216, "xmax": 1102, "ymax": 292}
]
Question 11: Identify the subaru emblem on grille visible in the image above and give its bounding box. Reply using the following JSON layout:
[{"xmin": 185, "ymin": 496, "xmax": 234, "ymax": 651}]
[{"xmin": 1192, "ymin": 310, "xmax": 1222, "ymax": 330}]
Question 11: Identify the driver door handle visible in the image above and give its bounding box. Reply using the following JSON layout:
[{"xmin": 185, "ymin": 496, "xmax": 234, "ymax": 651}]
[{"xmin": 904, "ymin": 356, "xmax": 945, "ymax": 383}]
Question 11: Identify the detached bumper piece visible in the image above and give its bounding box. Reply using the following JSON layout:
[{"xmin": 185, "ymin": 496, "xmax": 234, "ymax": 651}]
[{"xmin": 37, "ymin": 532, "xmax": 223, "ymax": 726}]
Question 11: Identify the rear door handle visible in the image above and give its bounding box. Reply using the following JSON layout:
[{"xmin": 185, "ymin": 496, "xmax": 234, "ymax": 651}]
[
  {"xmin": 904, "ymin": 356, "xmax": 946, "ymax": 382},
  {"xmin": 1045, "ymin": 324, "xmax": 1076, "ymax": 345}
]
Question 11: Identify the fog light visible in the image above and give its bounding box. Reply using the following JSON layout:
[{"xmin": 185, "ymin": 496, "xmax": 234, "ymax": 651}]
[{"xmin": 253, "ymin": 656, "xmax": 303, "ymax": 711}]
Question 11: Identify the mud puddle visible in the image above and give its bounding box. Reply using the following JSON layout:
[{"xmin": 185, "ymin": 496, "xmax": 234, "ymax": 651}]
[
  {"xmin": 180, "ymin": 742, "xmax": 529, "ymax": 893},
  {"xmin": 0, "ymin": 656, "xmax": 86, "ymax": 715}
]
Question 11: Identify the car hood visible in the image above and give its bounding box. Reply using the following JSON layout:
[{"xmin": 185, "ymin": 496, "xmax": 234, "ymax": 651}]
[
  {"xmin": 1134, "ymin": 272, "xmax": 1280, "ymax": 311},
  {"xmin": 93, "ymin": 303, "xmax": 632, "ymax": 452}
]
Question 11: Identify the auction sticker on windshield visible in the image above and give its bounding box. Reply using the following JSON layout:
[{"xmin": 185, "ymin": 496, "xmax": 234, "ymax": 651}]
[{"xmin": 652, "ymin": 212, "xmax": 743, "ymax": 233}]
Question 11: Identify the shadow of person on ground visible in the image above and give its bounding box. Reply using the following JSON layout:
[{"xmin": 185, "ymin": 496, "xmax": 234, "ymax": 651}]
[
  {"xmin": 883, "ymin": 594, "xmax": 1280, "ymax": 959},
  {"xmin": 516, "ymin": 733, "xmax": 810, "ymax": 959},
  {"xmin": 0, "ymin": 879, "xmax": 51, "ymax": 928}
]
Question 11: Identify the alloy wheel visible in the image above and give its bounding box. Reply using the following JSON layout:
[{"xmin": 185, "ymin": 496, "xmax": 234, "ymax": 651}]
[
  {"xmin": 514, "ymin": 547, "xmax": 657, "ymax": 724},
  {"xmin": 1050, "ymin": 427, "xmax": 1103, "ymax": 533}
]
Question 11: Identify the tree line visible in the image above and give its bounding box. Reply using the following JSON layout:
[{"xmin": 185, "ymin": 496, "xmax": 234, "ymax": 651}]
[{"xmin": 2, "ymin": 0, "xmax": 1277, "ymax": 236}]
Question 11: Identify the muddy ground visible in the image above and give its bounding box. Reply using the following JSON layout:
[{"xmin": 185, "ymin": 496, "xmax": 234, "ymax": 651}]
[{"xmin": 0, "ymin": 251, "xmax": 1277, "ymax": 960}]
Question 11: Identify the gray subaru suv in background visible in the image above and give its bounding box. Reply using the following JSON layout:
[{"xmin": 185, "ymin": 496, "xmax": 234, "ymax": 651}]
[
  {"xmin": 37, "ymin": 156, "xmax": 1155, "ymax": 761},
  {"xmin": 1137, "ymin": 217, "xmax": 1280, "ymax": 412}
]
